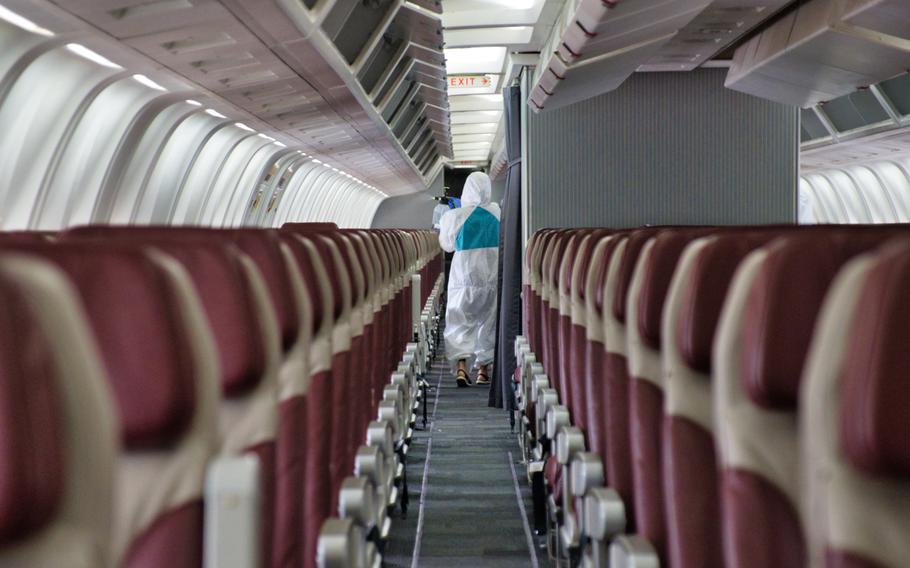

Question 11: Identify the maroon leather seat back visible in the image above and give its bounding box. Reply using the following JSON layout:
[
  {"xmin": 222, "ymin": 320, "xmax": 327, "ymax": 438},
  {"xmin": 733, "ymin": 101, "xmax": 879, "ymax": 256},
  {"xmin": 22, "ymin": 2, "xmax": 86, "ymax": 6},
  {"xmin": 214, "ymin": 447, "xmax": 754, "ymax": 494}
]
[
  {"xmin": 556, "ymin": 230, "xmax": 589, "ymax": 409},
  {"xmin": 3, "ymin": 243, "xmax": 197, "ymax": 448},
  {"xmin": 601, "ymin": 228, "xmax": 660, "ymax": 529},
  {"xmin": 664, "ymin": 230, "xmax": 778, "ymax": 568},
  {"xmin": 584, "ymin": 233, "xmax": 625, "ymax": 466},
  {"xmin": 225, "ymin": 229, "xmax": 300, "ymax": 353},
  {"xmin": 0, "ymin": 273, "xmax": 66, "ymax": 545},
  {"xmin": 723, "ymin": 228, "xmax": 910, "ymax": 568},
  {"xmin": 542, "ymin": 231, "xmax": 571, "ymax": 382},
  {"xmin": 627, "ymin": 229, "xmax": 708, "ymax": 560},
  {"xmin": 278, "ymin": 232, "xmax": 336, "ymax": 568},
  {"xmin": 568, "ymin": 229, "xmax": 611, "ymax": 440},
  {"xmin": 63, "ymin": 228, "xmax": 267, "ymax": 397},
  {"xmin": 840, "ymin": 245, "xmax": 910, "ymax": 479},
  {"xmin": 0, "ymin": 242, "xmax": 208, "ymax": 568},
  {"xmin": 0, "ymin": 255, "xmax": 117, "ymax": 567},
  {"xmin": 817, "ymin": 240, "xmax": 910, "ymax": 567}
]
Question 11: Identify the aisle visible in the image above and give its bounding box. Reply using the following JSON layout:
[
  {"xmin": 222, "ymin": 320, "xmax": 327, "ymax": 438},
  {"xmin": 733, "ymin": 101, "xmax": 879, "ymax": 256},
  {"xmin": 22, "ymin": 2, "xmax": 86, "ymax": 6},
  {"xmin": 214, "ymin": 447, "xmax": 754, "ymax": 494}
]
[{"xmin": 383, "ymin": 356, "xmax": 548, "ymax": 568}]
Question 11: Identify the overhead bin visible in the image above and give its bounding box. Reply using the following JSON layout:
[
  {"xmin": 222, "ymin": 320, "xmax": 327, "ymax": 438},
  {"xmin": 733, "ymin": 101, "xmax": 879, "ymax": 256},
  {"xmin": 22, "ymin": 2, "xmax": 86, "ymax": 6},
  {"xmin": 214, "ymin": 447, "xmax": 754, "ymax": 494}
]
[
  {"xmin": 725, "ymin": 0, "xmax": 910, "ymax": 107},
  {"xmin": 51, "ymin": 0, "xmax": 448, "ymax": 192},
  {"xmin": 529, "ymin": 0, "xmax": 712, "ymax": 111},
  {"xmin": 640, "ymin": 1, "xmax": 794, "ymax": 72}
]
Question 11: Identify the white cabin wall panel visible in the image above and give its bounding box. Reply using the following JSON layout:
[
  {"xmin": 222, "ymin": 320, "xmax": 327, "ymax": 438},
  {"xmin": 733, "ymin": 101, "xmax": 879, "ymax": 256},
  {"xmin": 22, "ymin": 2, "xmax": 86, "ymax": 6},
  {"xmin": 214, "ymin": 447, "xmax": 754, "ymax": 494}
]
[
  {"xmin": 170, "ymin": 126, "xmax": 251, "ymax": 224},
  {"xmin": 220, "ymin": 144, "xmax": 281, "ymax": 227},
  {"xmin": 243, "ymin": 150, "xmax": 296, "ymax": 226},
  {"xmin": 0, "ymin": 23, "xmax": 54, "ymax": 92},
  {"xmin": 39, "ymin": 78, "xmax": 160, "ymax": 229},
  {"xmin": 800, "ymin": 157, "xmax": 910, "ymax": 225},
  {"xmin": 847, "ymin": 165, "xmax": 900, "ymax": 221},
  {"xmin": 279, "ymin": 167, "xmax": 327, "ymax": 225},
  {"xmin": 96, "ymin": 97, "xmax": 195, "ymax": 224},
  {"xmin": 134, "ymin": 113, "xmax": 225, "ymax": 223},
  {"xmin": 273, "ymin": 163, "xmax": 320, "ymax": 226},
  {"xmin": 0, "ymin": 45, "xmax": 119, "ymax": 229},
  {"xmin": 826, "ymin": 170, "xmax": 874, "ymax": 222},
  {"xmin": 873, "ymin": 161, "xmax": 910, "ymax": 217},
  {"xmin": 259, "ymin": 154, "xmax": 308, "ymax": 227},
  {"xmin": 199, "ymin": 136, "xmax": 273, "ymax": 225}
]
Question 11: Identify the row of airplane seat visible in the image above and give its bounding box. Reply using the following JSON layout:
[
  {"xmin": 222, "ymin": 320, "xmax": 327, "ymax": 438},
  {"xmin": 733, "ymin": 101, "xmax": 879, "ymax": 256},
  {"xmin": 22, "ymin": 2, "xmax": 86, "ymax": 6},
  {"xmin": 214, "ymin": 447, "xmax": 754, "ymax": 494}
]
[
  {"xmin": 0, "ymin": 224, "xmax": 444, "ymax": 568},
  {"xmin": 516, "ymin": 224, "xmax": 910, "ymax": 568}
]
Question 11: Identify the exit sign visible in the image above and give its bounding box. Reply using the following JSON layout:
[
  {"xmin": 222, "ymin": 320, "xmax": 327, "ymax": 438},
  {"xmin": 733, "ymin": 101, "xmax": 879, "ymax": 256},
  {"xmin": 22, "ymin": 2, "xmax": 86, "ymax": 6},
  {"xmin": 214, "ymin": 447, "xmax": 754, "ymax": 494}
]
[{"xmin": 449, "ymin": 75, "xmax": 491, "ymax": 88}]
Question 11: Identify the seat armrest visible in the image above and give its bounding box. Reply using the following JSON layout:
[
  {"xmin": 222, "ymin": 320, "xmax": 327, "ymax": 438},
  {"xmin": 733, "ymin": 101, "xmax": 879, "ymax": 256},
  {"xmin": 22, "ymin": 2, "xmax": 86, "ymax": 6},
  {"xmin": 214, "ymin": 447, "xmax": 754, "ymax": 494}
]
[
  {"xmin": 571, "ymin": 452, "xmax": 604, "ymax": 497},
  {"xmin": 546, "ymin": 405, "xmax": 572, "ymax": 441},
  {"xmin": 610, "ymin": 535, "xmax": 658, "ymax": 568},
  {"xmin": 585, "ymin": 487, "xmax": 626, "ymax": 541},
  {"xmin": 204, "ymin": 455, "xmax": 261, "ymax": 568},
  {"xmin": 317, "ymin": 518, "xmax": 370, "ymax": 568},
  {"xmin": 338, "ymin": 476, "xmax": 377, "ymax": 531},
  {"xmin": 556, "ymin": 426, "xmax": 586, "ymax": 466},
  {"xmin": 531, "ymin": 374, "xmax": 551, "ymax": 403}
]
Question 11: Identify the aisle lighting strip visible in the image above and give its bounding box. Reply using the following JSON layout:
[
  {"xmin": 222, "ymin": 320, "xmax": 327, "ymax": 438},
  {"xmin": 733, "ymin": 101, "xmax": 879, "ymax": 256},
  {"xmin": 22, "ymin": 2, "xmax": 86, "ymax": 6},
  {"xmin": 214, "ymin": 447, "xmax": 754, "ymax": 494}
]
[{"xmin": 1, "ymin": 3, "xmax": 386, "ymax": 195}]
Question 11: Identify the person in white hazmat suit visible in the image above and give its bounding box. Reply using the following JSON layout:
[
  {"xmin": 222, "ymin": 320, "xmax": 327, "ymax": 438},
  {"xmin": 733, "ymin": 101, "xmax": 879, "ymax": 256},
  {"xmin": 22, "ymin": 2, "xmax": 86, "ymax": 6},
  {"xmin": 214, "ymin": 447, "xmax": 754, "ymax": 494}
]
[{"xmin": 438, "ymin": 171, "xmax": 501, "ymax": 388}]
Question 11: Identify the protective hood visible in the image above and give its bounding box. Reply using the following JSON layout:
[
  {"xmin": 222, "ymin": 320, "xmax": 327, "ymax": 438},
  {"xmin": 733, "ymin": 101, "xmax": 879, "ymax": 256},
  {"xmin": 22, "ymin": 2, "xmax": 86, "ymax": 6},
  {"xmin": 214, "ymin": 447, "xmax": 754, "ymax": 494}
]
[{"xmin": 461, "ymin": 172, "xmax": 492, "ymax": 207}]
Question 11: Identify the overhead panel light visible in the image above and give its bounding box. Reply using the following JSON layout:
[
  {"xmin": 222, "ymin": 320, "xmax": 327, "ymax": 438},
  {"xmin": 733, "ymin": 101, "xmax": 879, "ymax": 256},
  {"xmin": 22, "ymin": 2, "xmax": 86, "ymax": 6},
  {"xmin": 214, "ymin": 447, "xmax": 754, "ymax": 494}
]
[
  {"xmin": 0, "ymin": 5, "xmax": 53, "ymax": 36},
  {"xmin": 186, "ymin": 99, "xmax": 202, "ymax": 106},
  {"xmin": 312, "ymin": 159, "xmax": 323, "ymax": 165},
  {"xmin": 444, "ymin": 46, "xmax": 507, "ymax": 75},
  {"xmin": 274, "ymin": 142, "xmax": 286, "ymax": 148},
  {"xmin": 451, "ymin": 110, "xmax": 503, "ymax": 125},
  {"xmin": 451, "ymin": 122, "xmax": 500, "ymax": 135},
  {"xmin": 205, "ymin": 108, "xmax": 227, "ymax": 118},
  {"xmin": 443, "ymin": 26, "xmax": 534, "ymax": 49},
  {"xmin": 132, "ymin": 74, "xmax": 166, "ymax": 91},
  {"xmin": 452, "ymin": 133, "xmax": 496, "ymax": 143},
  {"xmin": 257, "ymin": 133, "xmax": 275, "ymax": 141},
  {"xmin": 234, "ymin": 122, "xmax": 254, "ymax": 132},
  {"xmin": 487, "ymin": 0, "xmax": 537, "ymax": 8},
  {"xmin": 455, "ymin": 141, "xmax": 493, "ymax": 150},
  {"xmin": 66, "ymin": 43, "xmax": 122, "ymax": 69}
]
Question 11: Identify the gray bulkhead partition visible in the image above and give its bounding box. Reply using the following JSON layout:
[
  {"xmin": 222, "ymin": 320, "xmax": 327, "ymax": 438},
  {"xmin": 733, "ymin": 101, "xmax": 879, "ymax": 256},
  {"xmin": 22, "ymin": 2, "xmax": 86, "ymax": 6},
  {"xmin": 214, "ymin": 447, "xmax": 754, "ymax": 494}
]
[
  {"xmin": 369, "ymin": 168, "xmax": 444, "ymax": 228},
  {"xmin": 370, "ymin": 191, "xmax": 436, "ymax": 229},
  {"xmin": 526, "ymin": 69, "xmax": 798, "ymax": 231}
]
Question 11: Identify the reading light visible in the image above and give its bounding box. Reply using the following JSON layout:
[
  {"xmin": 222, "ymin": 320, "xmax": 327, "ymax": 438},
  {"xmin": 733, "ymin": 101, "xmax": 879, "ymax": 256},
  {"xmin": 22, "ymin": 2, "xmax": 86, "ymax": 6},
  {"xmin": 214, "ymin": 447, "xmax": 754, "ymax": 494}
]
[{"xmin": 205, "ymin": 109, "xmax": 226, "ymax": 118}]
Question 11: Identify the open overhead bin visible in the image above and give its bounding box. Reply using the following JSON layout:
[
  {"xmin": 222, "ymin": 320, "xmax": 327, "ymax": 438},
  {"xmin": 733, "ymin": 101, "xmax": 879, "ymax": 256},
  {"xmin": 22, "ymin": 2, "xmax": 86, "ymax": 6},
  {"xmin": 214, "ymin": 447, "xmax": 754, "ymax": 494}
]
[
  {"xmin": 528, "ymin": 0, "xmax": 713, "ymax": 111},
  {"xmin": 725, "ymin": 0, "xmax": 910, "ymax": 107},
  {"xmin": 53, "ymin": 0, "xmax": 450, "ymax": 192}
]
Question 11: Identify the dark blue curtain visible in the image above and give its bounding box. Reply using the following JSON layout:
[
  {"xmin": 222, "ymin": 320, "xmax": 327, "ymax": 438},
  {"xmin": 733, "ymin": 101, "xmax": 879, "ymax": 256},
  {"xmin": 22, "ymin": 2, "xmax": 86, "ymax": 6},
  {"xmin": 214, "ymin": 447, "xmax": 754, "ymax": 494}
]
[{"xmin": 489, "ymin": 86, "xmax": 522, "ymax": 410}]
